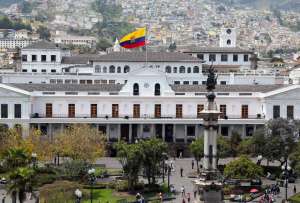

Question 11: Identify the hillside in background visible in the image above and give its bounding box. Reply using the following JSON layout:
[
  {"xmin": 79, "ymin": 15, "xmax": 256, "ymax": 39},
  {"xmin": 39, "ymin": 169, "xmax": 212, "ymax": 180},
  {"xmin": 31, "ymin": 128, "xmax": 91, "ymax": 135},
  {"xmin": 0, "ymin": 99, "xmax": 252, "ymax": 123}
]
[
  {"xmin": 214, "ymin": 0, "xmax": 300, "ymax": 11},
  {"xmin": 0, "ymin": 0, "xmax": 23, "ymax": 7}
]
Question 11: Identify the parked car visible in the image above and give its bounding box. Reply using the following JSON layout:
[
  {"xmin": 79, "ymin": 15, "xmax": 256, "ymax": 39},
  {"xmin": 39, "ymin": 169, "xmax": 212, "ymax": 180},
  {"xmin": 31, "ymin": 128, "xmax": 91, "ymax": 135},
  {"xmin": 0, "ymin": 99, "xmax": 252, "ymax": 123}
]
[
  {"xmin": 251, "ymin": 178, "xmax": 262, "ymax": 186},
  {"xmin": 288, "ymin": 176, "xmax": 296, "ymax": 183},
  {"xmin": 0, "ymin": 177, "xmax": 7, "ymax": 184}
]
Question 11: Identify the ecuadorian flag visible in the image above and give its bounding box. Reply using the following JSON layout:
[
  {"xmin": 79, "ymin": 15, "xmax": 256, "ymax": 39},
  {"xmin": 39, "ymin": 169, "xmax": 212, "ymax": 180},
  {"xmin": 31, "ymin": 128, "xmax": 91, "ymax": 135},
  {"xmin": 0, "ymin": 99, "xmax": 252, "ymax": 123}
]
[{"xmin": 119, "ymin": 27, "xmax": 146, "ymax": 49}]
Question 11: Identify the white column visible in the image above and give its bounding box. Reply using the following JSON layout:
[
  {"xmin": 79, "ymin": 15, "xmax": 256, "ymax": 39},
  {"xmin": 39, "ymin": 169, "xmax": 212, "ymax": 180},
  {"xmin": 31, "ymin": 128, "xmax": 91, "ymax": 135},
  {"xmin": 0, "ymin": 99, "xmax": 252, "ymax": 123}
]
[
  {"xmin": 129, "ymin": 124, "xmax": 132, "ymax": 143},
  {"xmin": 242, "ymin": 125, "xmax": 246, "ymax": 138},
  {"xmin": 48, "ymin": 123, "xmax": 53, "ymax": 140},
  {"xmin": 139, "ymin": 124, "xmax": 143, "ymax": 139},
  {"xmin": 151, "ymin": 124, "xmax": 155, "ymax": 138},
  {"xmin": 117, "ymin": 124, "xmax": 121, "ymax": 141},
  {"xmin": 162, "ymin": 124, "xmax": 166, "ymax": 141},
  {"xmin": 173, "ymin": 124, "xmax": 176, "ymax": 143},
  {"xmin": 22, "ymin": 123, "xmax": 30, "ymax": 137},
  {"xmin": 184, "ymin": 125, "xmax": 187, "ymax": 143}
]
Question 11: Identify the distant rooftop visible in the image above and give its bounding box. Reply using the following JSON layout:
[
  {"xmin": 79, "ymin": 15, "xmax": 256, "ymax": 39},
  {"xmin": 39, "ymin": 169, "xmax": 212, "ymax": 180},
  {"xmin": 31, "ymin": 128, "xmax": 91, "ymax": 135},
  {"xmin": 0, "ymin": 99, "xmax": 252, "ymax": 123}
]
[
  {"xmin": 170, "ymin": 85, "xmax": 285, "ymax": 93},
  {"xmin": 8, "ymin": 84, "xmax": 124, "ymax": 92},
  {"xmin": 180, "ymin": 46, "xmax": 254, "ymax": 54},
  {"xmin": 62, "ymin": 54, "xmax": 101, "ymax": 64},
  {"xmin": 91, "ymin": 52, "xmax": 201, "ymax": 62},
  {"xmin": 23, "ymin": 41, "xmax": 59, "ymax": 50}
]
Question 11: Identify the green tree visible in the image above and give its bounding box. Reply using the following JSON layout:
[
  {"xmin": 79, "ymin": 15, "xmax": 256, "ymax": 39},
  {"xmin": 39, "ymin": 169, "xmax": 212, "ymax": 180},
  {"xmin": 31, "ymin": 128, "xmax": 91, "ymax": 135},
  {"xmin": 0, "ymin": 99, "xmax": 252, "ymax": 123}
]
[
  {"xmin": 116, "ymin": 141, "xmax": 143, "ymax": 191},
  {"xmin": 290, "ymin": 142, "xmax": 300, "ymax": 174},
  {"xmin": 8, "ymin": 167, "xmax": 35, "ymax": 203},
  {"xmin": 217, "ymin": 136, "xmax": 231, "ymax": 161},
  {"xmin": 252, "ymin": 118, "xmax": 297, "ymax": 165},
  {"xmin": 224, "ymin": 155, "xmax": 263, "ymax": 179},
  {"xmin": 237, "ymin": 138, "xmax": 254, "ymax": 155},
  {"xmin": 140, "ymin": 138, "xmax": 167, "ymax": 186},
  {"xmin": 96, "ymin": 38, "xmax": 112, "ymax": 51},
  {"xmin": 189, "ymin": 137, "xmax": 204, "ymax": 172},
  {"xmin": 2, "ymin": 148, "xmax": 30, "ymax": 169},
  {"xmin": 54, "ymin": 124, "xmax": 106, "ymax": 162},
  {"xmin": 37, "ymin": 26, "xmax": 51, "ymax": 40},
  {"xmin": 230, "ymin": 131, "xmax": 242, "ymax": 157}
]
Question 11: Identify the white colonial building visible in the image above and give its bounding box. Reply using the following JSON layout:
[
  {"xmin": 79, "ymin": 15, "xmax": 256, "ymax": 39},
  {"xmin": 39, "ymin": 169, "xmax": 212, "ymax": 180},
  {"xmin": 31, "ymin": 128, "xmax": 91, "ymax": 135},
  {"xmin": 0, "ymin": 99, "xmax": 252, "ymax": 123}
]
[{"xmin": 0, "ymin": 68, "xmax": 298, "ymax": 155}]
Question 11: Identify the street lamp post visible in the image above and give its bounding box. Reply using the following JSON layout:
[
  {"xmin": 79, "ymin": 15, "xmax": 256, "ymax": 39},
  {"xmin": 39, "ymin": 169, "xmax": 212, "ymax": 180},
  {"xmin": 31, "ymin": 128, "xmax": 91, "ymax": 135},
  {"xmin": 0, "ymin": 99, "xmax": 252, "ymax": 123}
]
[
  {"xmin": 88, "ymin": 168, "xmax": 96, "ymax": 203},
  {"xmin": 167, "ymin": 164, "xmax": 171, "ymax": 191},
  {"xmin": 162, "ymin": 152, "xmax": 168, "ymax": 183},
  {"xmin": 257, "ymin": 155, "xmax": 263, "ymax": 165},
  {"xmin": 74, "ymin": 189, "xmax": 82, "ymax": 203},
  {"xmin": 31, "ymin": 153, "xmax": 37, "ymax": 168},
  {"xmin": 281, "ymin": 146, "xmax": 291, "ymax": 202}
]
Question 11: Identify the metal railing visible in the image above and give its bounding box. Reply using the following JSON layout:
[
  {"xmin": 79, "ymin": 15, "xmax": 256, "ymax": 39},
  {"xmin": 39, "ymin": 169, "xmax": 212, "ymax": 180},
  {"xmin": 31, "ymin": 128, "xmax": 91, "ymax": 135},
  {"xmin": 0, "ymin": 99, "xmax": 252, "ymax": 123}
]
[{"xmin": 31, "ymin": 113, "xmax": 265, "ymax": 120}]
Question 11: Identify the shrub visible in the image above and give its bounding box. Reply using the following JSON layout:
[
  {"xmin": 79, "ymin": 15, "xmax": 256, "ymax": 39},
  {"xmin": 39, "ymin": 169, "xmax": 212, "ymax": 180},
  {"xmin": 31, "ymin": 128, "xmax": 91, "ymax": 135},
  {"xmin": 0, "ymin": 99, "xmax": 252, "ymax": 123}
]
[
  {"xmin": 61, "ymin": 160, "xmax": 90, "ymax": 179},
  {"xmin": 115, "ymin": 180, "xmax": 129, "ymax": 192}
]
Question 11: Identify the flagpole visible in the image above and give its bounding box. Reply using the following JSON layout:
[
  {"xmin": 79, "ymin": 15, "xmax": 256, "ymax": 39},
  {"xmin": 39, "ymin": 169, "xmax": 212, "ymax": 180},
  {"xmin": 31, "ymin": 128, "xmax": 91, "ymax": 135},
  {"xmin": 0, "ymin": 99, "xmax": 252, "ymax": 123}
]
[{"xmin": 145, "ymin": 25, "xmax": 148, "ymax": 68}]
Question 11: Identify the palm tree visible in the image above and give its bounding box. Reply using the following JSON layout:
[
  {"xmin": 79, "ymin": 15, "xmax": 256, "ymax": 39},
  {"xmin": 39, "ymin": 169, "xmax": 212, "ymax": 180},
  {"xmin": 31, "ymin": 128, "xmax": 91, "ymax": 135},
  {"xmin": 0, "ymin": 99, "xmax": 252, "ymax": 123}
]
[
  {"xmin": 2, "ymin": 148, "xmax": 29, "ymax": 169},
  {"xmin": 8, "ymin": 167, "xmax": 35, "ymax": 203}
]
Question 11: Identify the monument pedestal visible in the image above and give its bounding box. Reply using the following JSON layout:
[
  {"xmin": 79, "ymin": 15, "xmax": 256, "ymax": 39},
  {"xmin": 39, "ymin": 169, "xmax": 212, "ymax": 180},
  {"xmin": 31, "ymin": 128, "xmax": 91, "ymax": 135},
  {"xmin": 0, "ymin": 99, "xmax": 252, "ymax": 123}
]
[{"xmin": 194, "ymin": 90, "xmax": 224, "ymax": 203}]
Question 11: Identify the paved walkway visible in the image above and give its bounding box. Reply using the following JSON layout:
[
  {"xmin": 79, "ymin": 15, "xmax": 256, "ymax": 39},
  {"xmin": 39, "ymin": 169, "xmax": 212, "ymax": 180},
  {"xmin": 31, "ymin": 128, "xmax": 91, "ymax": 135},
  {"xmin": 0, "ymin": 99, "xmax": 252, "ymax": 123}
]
[{"xmin": 1, "ymin": 157, "xmax": 299, "ymax": 203}]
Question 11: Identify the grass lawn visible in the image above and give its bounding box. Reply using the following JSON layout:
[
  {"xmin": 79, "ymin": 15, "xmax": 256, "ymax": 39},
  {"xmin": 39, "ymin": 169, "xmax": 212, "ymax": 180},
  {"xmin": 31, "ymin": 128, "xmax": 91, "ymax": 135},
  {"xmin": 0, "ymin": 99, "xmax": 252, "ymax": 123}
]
[
  {"xmin": 289, "ymin": 193, "xmax": 300, "ymax": 203},
  {"xmin": 82, "ymin": 189, "xmax": 135, "ymax": 203}
]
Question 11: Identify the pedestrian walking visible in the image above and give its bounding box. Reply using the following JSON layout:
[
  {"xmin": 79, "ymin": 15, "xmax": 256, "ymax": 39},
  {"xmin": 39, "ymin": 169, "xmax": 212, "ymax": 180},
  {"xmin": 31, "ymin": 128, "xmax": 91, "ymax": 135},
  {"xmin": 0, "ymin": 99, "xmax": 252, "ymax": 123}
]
[
  {"xmin": 294, "ymin": 185, "xmax": 297, "ymax": 194},
  {"xmin": 182, "ymin": 198, "xmax": 186, "ymax": 203},
  {"xmin": 180, "ymin": 167, "xmax": 183, "ymax": 177},
  {"xmin": 187, "ymin": 193, "xmax": 191, "ymax": 203},
  {"xmin": 193, "ymin": 189, "xmax": 197, "ymax": 199},
  {"xmin": 181, "ymin": 186, "xmax": 185, "ymax": 197},
  {"xmin": 179, "ymin": 152, "xmax": 183, "ymax": 159},
  {"xmin": 191, "ymin": 160, "xmax": 194, "ymax": 170}
]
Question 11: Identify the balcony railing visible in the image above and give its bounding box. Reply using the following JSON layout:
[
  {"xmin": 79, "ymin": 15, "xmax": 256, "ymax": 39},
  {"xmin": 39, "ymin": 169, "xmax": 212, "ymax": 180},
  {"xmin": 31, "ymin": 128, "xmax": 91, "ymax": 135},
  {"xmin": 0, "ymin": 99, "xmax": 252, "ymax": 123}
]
[{"xmin": 31, "ymin": 113, "xmax": 265, "ymax": 120}]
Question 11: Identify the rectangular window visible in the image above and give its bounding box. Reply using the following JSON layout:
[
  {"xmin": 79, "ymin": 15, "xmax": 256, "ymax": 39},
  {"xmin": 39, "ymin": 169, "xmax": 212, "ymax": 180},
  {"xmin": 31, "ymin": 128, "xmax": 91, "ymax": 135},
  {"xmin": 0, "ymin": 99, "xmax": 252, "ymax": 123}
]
[
  {"xmin": 287, "ymin": 105, "xmax": 294, "ymax": 120},
  {"xmin": 90, "ymin": 104, "xmax": 97, "ymax": 118},
  {"xmin": 209, "ymin": 54, "xmax": 216, "ymax": 62},
  {"xmin": 183, "ymin": 81, "xmax": 189, "ymax": 85},
  {"xmin": 32, "ymin": 69, "xmax": 37, "ymax": 72},
  {"xmin": 133, "ymin": 104, "xmax": 140, "ymax": 118},
  {"xmin": 221, "ymin": 54, "xmax": 228, "ymax": 62},
  {"xmin": 197, "ymin": 54, "xmax": 204, "ymax": 60},
  {"xmin": 14, "ymin": 104, "xmax": 21, "ymax": 118},
  {"xmin": 1, "ymin": 104, "xmax": 8, "ymax": 118},
  {"xmin": 41, "ymin": 55, "xmax": 46, "ymax": 62},
  {"xmin": 174, "ymin": 81, "xmax": 180, "ymax": 85},
  {"xmin": 197, "ymin": 104, "xmax": 204, "ymax": 118},
  {"xmin": 233, "ymin": 54, "xmax": 238, "ymax": 62},
  {"xmin": 112, "ymin": 104, "xmax": 119, "ymax": 118},
  {"xmin": 22, "ymin": 69, "xmax": 27, "ymax": 72},
  {"xmin": 31, "ymin": 55, "xmax": 37, "ymax": 62},
  {"xmin": 51, "ymin": 69, "xmax": 56, "ymax": 73},
  {"xmin": 51, "ymin": 55, "xmax": 56, "ymax": 62},
  {"xmin": 220, "ymin": 81, "xmax": 227, "ymax": 85},
  {"xmin": 221, "ymin": 126, "xmax": 229, "ymax": 136},
  {"xmin": 187, "ymin": 126, "xmax": 195, "ymax": 136},
  {"xmin": 41, "ymin": 69, "xmax": 46, "ymax": 73},
  {"xmin": 193, "ymin": 81, "xmax": 199, "ymax": 85},
  {"xmin": 273, "ymin": 105, "xmax": 280, "ymax": 119},
  {"xmin": 155, "ymin": 104, "xmax": 161, "ymax": 118},
  {"xmin": 244, "ymin": 54, "xmax": 249, "ymax": 62},
  {"xmin": 46, "ymin": 103, "xmax": 52, "ymax": 118},
  {"xmin": 68, "ymin": 104, "xmax": 75, "ymax": 118},
  {"xmin": 22, "ymin": 55, "xmax": 27, "ymax": 62},
  {"xmin": 176, "ymin": 104, "xmax": 183, "ymax": 118},
  {"xmin": 220, "ymin": 105, "xmax": 226, "ymax": 119},
  {"xmin": 246, "ymin": 126, "xmax": 254, "ymax": 136},
  {"xmin": 241, "ymin": 105, "xmax": 248, "ymax": 119}
]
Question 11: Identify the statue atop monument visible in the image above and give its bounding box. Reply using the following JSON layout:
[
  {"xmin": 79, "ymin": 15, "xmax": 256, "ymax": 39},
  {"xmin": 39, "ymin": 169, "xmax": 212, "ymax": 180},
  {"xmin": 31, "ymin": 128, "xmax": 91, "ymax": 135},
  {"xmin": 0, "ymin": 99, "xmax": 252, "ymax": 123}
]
[{"xmin": 206, "ymin": 65, "xmax": 217, "ymax": 92}]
